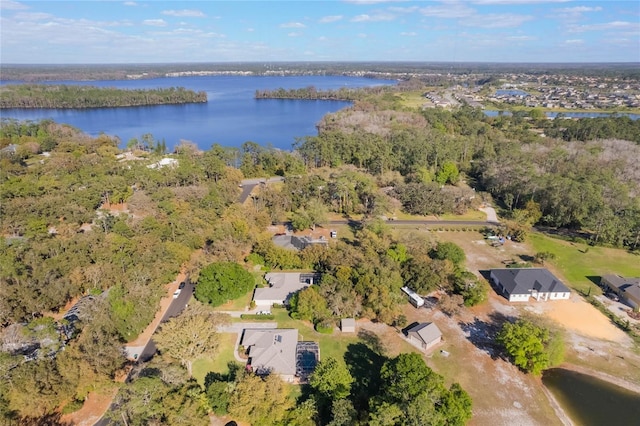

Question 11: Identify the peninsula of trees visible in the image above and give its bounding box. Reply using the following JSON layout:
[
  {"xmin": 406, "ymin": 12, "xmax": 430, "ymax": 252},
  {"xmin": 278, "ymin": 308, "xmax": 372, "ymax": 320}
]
[{"xmin": 0, "ymin": 84, "xmax": 207, "ymax": 109}]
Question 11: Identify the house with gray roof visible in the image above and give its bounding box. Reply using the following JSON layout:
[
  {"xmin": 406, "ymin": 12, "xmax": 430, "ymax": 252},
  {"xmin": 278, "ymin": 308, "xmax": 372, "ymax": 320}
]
[
  {"xmin": 601, "ymin": 275, "xmax": 640, "ymax": 311},
  {"xmin": 490, "ymin": 268, "xmax": 571, "ymax": 302},
  {"xmin": 241, "ymin": 328, "xmax": 298, "ymax": 381},
  {"xmin": 272, "ymin": 234, "xmax": 328, "ymax": 251},
  {"xmin": 406, "ymin": 322, "xmax": 442, "ymax": 352},
  {"xmin": 253, "ymin": 272, "xmax": 320, "ymax": 308}
]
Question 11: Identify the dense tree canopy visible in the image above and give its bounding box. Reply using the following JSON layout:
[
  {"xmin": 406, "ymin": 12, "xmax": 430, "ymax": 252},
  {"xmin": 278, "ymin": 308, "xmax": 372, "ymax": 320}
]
[{"xmin": 194, "ymin": 262, "xmax": 255, "ymax": 307}]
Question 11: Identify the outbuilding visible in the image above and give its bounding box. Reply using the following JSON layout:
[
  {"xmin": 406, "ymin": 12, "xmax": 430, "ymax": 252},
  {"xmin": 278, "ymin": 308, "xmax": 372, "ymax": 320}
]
[{"xmin": 406, "ymin": 322, "xmax": 442, "ymax": 352}]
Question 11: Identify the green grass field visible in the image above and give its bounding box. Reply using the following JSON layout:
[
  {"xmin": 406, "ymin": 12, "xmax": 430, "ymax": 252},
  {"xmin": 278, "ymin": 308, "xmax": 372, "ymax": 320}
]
[
  {"xmin": 192, "ymin": 333, "xmax": 240, "ymax": 386},
  {"xmin": 529, "ymin": 233, "xmax": 640, "ymax": 294}
]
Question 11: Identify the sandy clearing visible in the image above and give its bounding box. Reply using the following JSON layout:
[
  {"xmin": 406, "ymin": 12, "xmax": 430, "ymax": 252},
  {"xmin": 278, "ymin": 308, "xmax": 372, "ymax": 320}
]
[{"xmin": 524, "ymin": 294, "xmax": 631, "ymax": 344}]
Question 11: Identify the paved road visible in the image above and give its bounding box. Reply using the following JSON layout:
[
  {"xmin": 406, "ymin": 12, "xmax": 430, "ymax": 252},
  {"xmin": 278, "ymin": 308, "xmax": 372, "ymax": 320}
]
[
  {"xmin": 95, "ymin": 280, "xmax": 193, "ymax": 426},
  {"xmin": 238, "ymin": 177, "xmax": 285, "ymax": 203}
]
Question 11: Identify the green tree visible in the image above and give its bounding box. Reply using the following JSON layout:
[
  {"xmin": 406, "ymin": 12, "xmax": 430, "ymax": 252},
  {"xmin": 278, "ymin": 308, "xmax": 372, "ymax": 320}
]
[
  {"xmin": 195, "ymin": 262, "xmax": 255, "ymax": 307},
  {"xmin": 309, "ymin": 357, "xmax": 354, "ymax": 400},
  {"xmin": 497, "ymin": 319, "xmax": 563, "ymax": 375},
  {"xmin": 430, "ymin": 241, "xmax": 465, "ymax": 266},
  {"xmin": 379, "ymin": 352, "xmax": 443, "ymax": 405},
  {"xmin": 435, "ymin": 161, "xmax": 460, "ymax": 185},
  {"xmin": 154, "ymin": 303, "xmax": 229, "ymax": 376},
  {"xmin": 227, "ymin": 372, "xmax": 292, "ymax": 425},
  {"xmin": 290, "ymin": 286, "xmax": 330, "ymax": 323}
]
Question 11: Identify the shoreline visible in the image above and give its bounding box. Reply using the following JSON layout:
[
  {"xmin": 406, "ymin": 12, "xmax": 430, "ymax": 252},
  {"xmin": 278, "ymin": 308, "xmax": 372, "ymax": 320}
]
[{"xmin": 541, "ymin": 363, "xmax": 640, "ymax": 426}]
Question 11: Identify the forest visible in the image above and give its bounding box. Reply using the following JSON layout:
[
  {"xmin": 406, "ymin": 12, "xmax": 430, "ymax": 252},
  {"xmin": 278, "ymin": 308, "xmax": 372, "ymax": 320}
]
[
  {"xmin": 0, "ymin": 75, "xmax": 639, "ymax": 424},
  {"xmin": 0, "ymin": 85, "xmax": 207, "ymax": 109}
]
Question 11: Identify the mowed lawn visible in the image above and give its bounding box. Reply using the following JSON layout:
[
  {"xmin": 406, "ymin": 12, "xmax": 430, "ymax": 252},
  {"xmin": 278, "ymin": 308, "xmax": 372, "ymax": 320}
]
[
  {"xmin": 192, "ymin": 333, "xmax": 239, "ymax": 386},
  {"xmin": 528, "ymin": 233, "xmax": 640, "ymax": 294}
]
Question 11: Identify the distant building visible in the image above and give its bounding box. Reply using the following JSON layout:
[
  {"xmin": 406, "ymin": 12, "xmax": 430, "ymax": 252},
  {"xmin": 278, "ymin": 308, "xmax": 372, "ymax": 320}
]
[
  {"xmin": 147, "ymin": 157, "xmax": 178, "ymax": 169},
  {"xmin": 601, "ymin": 275, "xmax": 640, "ymax": 312},
  {"xmin": 490, "ymin": 268, "xmax": 570, "ymax": 302},
  {"xmin": 406, "ymin": 322, "xmax": 442, "ymax": 352}
]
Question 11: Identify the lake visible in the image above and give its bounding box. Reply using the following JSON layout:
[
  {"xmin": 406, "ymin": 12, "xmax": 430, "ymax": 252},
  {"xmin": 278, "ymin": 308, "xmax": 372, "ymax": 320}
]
[
  {"xmin": 542, "ymin": 368, "xmax": 640, "ymax": 425},
  {"xmin": 0, "ymin": 75, "xmax": 396, "ymax": 151}
]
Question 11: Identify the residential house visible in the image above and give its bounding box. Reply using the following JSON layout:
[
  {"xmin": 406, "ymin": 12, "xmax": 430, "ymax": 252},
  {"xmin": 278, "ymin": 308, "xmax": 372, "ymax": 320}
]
[
  {"xmin": 252, "ymin": 272, "xmax": 320, "ymax": 308},
  {"xmin": 490, "ymin": 268, "xmax": 571, "ymax": 302},
  {"xmin": 240, "ymin": 328, "xmax": 298, "ymax": 381},
  {"xmin": 406, "ymin": 322, "xmax": 442, "ymax": 352},
  {"xmin": 601, "ymin": 275, "xmax": 640, "ymax": 311}
]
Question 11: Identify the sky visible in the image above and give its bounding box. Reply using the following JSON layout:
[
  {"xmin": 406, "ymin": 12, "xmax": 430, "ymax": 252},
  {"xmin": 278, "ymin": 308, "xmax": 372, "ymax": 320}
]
[{"xmin": 1, "ymin": 0, "xmax": 638, "ymax": 64}]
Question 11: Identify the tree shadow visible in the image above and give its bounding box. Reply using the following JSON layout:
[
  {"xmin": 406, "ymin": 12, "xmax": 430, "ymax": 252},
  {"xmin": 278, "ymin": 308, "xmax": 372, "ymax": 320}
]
[
  {"xmin": 18, "ymin": 413, "xmax": 72, "ymax": 426},
  {"xmin": 357, "ymin": 329, "xmax": 386, "ymax": 355},
  {"xmin": 458, "ymin": 311, "xmax": 515, "ymax": 360},
  {"xmin": 343, "ymin": 341, "xmax": 386, "ymax": 415}
]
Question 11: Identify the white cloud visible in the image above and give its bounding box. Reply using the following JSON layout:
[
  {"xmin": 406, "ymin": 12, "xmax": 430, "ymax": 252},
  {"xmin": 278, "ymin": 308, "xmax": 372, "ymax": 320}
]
[
  {"xmin": 400, "ymin": 31, "xmax": 417, "ymax": 36},
  {"xmin": 319, "ymin": 15, "xmax": 343, "ymax": 23},
  {"xmin": 0, "ymin": 0, "xmax": 29, "ymax": 10},
  {"xmin": 162, "ymin": 9, "xmax": 205, "ymax": 18},
  {"xmin": 419, "ymin": 4, "xmax": 474, "ymax": 19},
  {"xmin": 123, "ymin": 1, "xmax": 137, "ymax": 6},
  {"xmin": 471, "ymin": 0, "xmax": 570, "ymax": 4},
  {"xmin": 247, "ymin": 28, "xmax": 255, "ymax": 32},
  {"xmin": 318, "ymin": 36, "xmax": 328, "ymax": 41},
  {"xmin": 344, "ymin": 0, "xmax": 405, "ymax": 4},
  {"xmin": 557, "ymin": 6, "xmax": 602, "ymax": 13},
  {"xmin": 351, "ymin": 13, "xmax": 395, "ymax": 22},
  {"xmin": 143, "ymin": 19, "xmax": 167, "ymax": 27},
  {"xmin": 507, "ymin": 35, "xmax": 536, "ymax": 41},
  {"xmin": 357, "ymin": 33, "xmax": 368, "ymax": 38},
  {"xmin": 564, "ymin": 39, "xmax": 584, "ymax": 44},
  {"xmin": 569, "ymin": 21, "xmax": 640, "ymax": 33},
  {"xmin": 288, "ymin": 32, "xmax": 302, "ymax": 37},
  {"xmin": 280, "ymin": 22, "xmax": 305, "ymax": 28},
  {"xmin": 460, "ymin": 13, "xmax": 534, "ymax": 28}
]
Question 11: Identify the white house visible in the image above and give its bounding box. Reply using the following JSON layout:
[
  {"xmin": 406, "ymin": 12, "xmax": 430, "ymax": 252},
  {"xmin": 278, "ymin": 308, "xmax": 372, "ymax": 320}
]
[{"xmin": 490, "ymin": 268, "xmax": 571, "ymax": 302}]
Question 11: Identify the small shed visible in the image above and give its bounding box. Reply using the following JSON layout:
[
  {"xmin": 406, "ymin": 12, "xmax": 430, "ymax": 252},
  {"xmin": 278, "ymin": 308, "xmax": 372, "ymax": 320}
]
[
  {"xmin": 340, "ymin": 318, "xmax": 356, "ymax": 333},
  {"xmin": 406, "ymin": 322, "xmax": 442, "ymax": 352}
]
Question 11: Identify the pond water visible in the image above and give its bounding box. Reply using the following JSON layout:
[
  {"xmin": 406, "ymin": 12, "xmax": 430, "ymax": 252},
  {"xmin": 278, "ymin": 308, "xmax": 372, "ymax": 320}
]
[{"xmin": 542, "ymin": 368, "xmax": 640, "ymax": 426}]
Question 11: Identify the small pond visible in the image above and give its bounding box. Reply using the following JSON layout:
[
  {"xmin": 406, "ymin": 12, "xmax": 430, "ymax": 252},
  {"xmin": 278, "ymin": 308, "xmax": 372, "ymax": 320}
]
[{"xmin": 542, "ymin": 368, "xmax": 640, "ymax": 426}]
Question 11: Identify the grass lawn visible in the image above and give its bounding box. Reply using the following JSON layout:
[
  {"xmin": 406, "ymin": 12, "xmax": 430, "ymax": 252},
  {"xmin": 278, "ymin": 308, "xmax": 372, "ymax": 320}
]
[
  {"xmin": 192, "ymin": 333, "xmax": 240, "ymax": 386},
  {"xmin": 440, "ymin": 209, "xmax": 488, "ymax": 221},
  {"xmin": 271, "ymin": 308, "xmax": 361, "ymax": 361},
  {"xmin": 212, "ymin": 289, "xmax": 254, "ymax": 312},
  {"xmin": 528, "ymin": 233, "xmax": 640, "ymax": 294}
]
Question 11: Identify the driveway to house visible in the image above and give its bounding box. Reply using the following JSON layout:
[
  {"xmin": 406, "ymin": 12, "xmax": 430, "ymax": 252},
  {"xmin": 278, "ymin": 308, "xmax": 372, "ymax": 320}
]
[
  {"xmin": 238, "ymin": 177, "xmax": 285, "ymax": 203},
  {"xmin": 479, "ymin": 205, "xmax": 499, "ymax": 223},
  {"xmin": 217, "ymin": 322, "xmax": 277, "ymax": 333},
  {"xmin": 218, "ymin": 322, "xmax": 277, "ymax": 362}
]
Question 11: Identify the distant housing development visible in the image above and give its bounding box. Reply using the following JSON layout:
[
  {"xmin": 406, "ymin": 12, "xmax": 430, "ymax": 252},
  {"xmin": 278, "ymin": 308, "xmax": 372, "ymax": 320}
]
[
  {"xmin": 601, "ymin": 275, "xmax": 640, "ymax": 311},
  {"xmin": 490, "ymin": 268, "xmax": 571, "ymax": 302}
]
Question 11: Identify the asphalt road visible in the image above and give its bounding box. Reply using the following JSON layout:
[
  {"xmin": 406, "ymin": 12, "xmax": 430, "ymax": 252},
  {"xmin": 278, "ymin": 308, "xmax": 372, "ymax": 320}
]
[{"xmin": 94, "ymin": 280, "xmax": 194, "ymax": 425}]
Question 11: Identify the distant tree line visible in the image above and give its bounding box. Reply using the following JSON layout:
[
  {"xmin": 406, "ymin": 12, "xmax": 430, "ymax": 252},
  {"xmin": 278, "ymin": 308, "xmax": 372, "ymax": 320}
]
[
  {"xmin": 0, "ymin": 84, "xmax": 207, "ymax": 109},
  {"xmin": 255, "ymin": 86, "xmax": 372, "ymax": 101}
]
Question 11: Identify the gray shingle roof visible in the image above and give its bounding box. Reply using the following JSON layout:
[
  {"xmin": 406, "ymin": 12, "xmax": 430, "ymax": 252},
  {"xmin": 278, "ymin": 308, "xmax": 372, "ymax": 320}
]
[
  {"xmin": 491, "ymin": 268, "xmax": 570, "ymax": 295},
  {"xmin": 406, "ymin": 322, "xmax": 442, "ymax": 345},
  {"xmin": 241, "ymin": 329, "xmax": 298, "ymax": 376}
]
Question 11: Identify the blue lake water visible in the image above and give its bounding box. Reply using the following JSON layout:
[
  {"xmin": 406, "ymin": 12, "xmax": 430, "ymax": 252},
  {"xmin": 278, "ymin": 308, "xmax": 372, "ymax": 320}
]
[
  {"xmin": 0, "ymin": 75, "xmax": 396, "ymax": 151},
  {"xmin": 494, "ymin": 89, "xmax": 529, "ymax": 97}
]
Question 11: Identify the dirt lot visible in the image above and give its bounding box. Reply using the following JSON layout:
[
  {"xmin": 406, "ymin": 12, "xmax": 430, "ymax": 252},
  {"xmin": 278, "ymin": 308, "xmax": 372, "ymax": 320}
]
[{"xmin": 396, "ymin": 230, "xmax": 640, "ymax": 426}]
